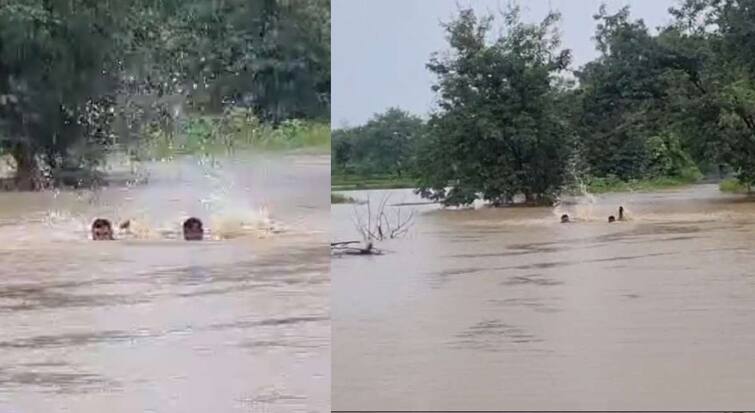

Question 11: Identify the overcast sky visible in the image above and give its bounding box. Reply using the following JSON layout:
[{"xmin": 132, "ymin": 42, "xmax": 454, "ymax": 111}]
[{"xmin": 332, "ymin": 0, "xmax": 679, "ymax": 127}]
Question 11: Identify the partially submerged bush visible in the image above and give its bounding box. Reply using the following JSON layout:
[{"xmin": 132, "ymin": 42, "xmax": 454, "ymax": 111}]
[
  {"xmin": 720, "ymin": 178, "xmax": 751, "ymax": 194},
  {"xmin": 645, "ymin": 133, "xmax": 703, "ymax": 182},
  {"xmin": 331, "ymin": 193, "xmax": 356, "ymax": 204}
]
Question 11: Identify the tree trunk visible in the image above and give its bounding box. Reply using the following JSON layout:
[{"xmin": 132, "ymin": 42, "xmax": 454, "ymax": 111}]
[{"xmin": 11, "ymin": 143, "xmax": 43, "ymax": 191}]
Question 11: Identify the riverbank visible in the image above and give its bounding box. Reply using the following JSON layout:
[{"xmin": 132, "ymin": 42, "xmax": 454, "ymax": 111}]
[
  {"xmin": 332, "ymin": 174, "xmax": 702, "ymax": 194},
  {"xmin": 1, "ymin": 115, "xmax": 330, "ymax": 191},
  {"xmin": 719, "ymin": 178, "xmax": 752, "ymax": 194},
  {"xmin": 577, "ymin": 175, "xmax": 701, "ymax": 194},
  {"xmin": 331, "ymin": 174, "xmax": 416, "ymax": 191},
  {"xmin": 137, "ymin": 116, "xmax": 330, "ymax": 159}
]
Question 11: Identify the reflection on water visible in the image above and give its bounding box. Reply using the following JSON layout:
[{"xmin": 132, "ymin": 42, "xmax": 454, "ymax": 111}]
[
  {"xmin": 333, "ymin": 184, "xmax": 755, "ymax": 411},
  {"xmin": 0, "ymin": 154, "xmax": 329, "ymax": 413}
]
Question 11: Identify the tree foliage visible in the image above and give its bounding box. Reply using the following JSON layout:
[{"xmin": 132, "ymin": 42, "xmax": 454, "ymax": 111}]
[
  {"xmin": 410, "ymin": 1, "xmax": 755, "ymax": 203},
  {"xmin": 0, "ymin": 0, "xmax": 330, "ymax": 190},
  {"xmin": 336, "ymin": 2, "xmax": 755, "ymax": 202},
  {"xmin": 584, "ymin": 0, "xmax": 755, "ymax": 186},
  {"xmin": 414, "ymin": 7, "xmax": 572, "ymax": 206},
  {"xmin": 332, "ymin": 107, "xmax": 424, "ymax": 177},
  {"xmin": 0, "ymin": 0, "xmax": 128, "ymax": 188},
  {"xmin": 575, "ymin": 6, "xmax": 672, "ymax": 179}
]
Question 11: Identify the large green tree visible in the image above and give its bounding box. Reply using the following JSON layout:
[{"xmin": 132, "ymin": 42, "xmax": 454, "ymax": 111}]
[
  {"xmin": 1, "ymin": 0, "xmax": 330, "ymax": 190},
  {"xmin": 141, "ymin": 0, "xmax": 330, "ymax": 121},
  {"xmin": 415, "ymin": 7, "xmax": 572, "ymax": 206},
  {"xmin": 665, "ymin": 0, "xmax": 755, "ymax": 185},
  {"xmin": 0, "ymin": 0, "xmax": 131, "ymax": 189},
  {"xmin": 575, "ymin": 6, "xmax": 679, "ymax": 180}
]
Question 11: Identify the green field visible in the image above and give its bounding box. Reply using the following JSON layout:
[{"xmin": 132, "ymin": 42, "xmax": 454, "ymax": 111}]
[
  {"xmin": 136, "ymin": 110, "xmax": 330, "ymax": 159},
  {"xmin": 580, "ymin": 175, "xmax": 701, "ymax": 194}
]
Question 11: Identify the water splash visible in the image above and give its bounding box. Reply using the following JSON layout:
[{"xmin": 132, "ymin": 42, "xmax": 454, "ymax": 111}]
[
  {"xmin": 192, "ymin": 156, "xmax": 286, "ymax": 239},
  {"xmin": 553, "ymin": 176, "xmax": 599, "ymax": 222},
  {"xmin": 210, "ymin": 206, "xmax": 284, "ymax": 240},
  {"xmin": 3, "ymin": 156, "xmax": 289, "ymax": 243}
]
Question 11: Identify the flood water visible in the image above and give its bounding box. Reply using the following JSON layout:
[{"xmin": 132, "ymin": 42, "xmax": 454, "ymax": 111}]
[
  {"xmin": 0, "ymin": 154, "xmax": 329, "ymax": 412},
  {"xmin": 332, "ymin": 184, "xmax": 755, "ymax": 411}
]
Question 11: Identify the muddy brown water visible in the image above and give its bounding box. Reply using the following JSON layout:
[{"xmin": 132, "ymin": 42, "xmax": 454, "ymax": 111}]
[
  {"xmin": 0, "ymin": 154, "xmax": 329, "ymax": 412},
  {"xmin": 332, "ymin": 184, "xmax": 755, "ymax": 411}
]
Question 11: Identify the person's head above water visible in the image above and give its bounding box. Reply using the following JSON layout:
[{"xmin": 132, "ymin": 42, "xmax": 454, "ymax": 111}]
[
  {"xmin": 183, "ymin": 217, "xmax": 203, "ymax": 241},
  {"xmin": 608, "ymin": 215, "xmax": 616, "ymax": 223},
  {"xmin": 91, "ymin": 218, "xmax": 114, "ymax": 240},
  {"xmin": 560, "ymin": 214, "xmax": 570, "ymax": 223}
]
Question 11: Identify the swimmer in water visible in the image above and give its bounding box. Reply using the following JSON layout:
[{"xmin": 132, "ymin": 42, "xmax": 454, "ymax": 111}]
[
  {"xmin": 608, "ymin": 215, "xmax": 616, "ymax": 223},
  {"xmin": 91, "ymin": 218, "xmax": 114, "ymax": 240},
  {"xmin": 560, "ymin": 214, "xmax": 570, "ymax": 223},
  {"xmin": 618, "ymin": 206, "xmax": 625, "ymax": 221},
  {"xmin": 183, "ymin": 217, "xmax": 204, "ymax": 241}
]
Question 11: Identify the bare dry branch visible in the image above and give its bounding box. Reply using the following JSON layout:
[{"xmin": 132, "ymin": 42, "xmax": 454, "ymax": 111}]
[{"xmin": 351, "ymin": 193, "xmax": 415, "ymax": 242}]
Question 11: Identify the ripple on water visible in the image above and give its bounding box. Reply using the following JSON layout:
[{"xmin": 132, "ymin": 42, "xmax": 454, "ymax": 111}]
[
  {"xmin": 449, "ymin": 320, "xmax": 545, "ymax": 351},
  {"xmin": 0, "ymin": 367, "xmax": 119, "ymax": 394},
  {"xmin": 499, "ymin": 274, "xmax": 563, "ymax": 287}
]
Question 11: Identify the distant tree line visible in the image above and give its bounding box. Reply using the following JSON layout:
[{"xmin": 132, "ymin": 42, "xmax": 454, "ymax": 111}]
[
  {"xmin": 1, "ymin": 0, "xmax": 330, "ymax": 190},
  {"xmin": 333, "ymin": 0, "xmax": 755, "ymax": 206},
  {"xmin": 332, "ymin": 107, "xmax": 423, "ymax": 178}
]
